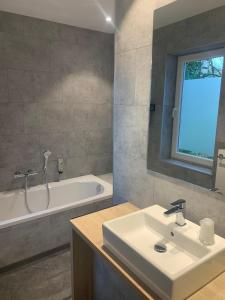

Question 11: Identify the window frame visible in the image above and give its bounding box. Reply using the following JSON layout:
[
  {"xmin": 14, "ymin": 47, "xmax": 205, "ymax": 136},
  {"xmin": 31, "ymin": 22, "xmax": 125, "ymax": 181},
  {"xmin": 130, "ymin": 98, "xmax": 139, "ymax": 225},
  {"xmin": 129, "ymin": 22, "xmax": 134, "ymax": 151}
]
[{"xmin": 171, "ymin": 49, "xmax": 225, "ymax": 168}]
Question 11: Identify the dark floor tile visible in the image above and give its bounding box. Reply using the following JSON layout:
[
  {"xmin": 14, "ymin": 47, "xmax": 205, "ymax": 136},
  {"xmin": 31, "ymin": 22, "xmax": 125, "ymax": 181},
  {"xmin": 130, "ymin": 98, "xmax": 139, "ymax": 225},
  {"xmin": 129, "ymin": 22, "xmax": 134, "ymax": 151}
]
[{"xmin": 0, "ymin": 249, "xmax": 71, "ymax": 300}]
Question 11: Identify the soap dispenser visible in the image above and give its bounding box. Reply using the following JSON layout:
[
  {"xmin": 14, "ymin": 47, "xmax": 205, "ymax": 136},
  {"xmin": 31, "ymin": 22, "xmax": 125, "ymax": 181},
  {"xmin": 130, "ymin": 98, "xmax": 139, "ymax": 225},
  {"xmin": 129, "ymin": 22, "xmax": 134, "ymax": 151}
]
[{"xmin": 199, "ymin": 218, "xmax": 215, "ymax": 246}]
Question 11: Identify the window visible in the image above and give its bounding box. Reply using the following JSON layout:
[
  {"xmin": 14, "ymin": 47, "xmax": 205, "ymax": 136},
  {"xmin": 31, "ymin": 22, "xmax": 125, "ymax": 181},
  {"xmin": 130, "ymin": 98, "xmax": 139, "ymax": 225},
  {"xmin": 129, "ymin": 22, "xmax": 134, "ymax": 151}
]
[{"xmin": 171, "ymin": 49, "xmax": 224, "ymax": 167}]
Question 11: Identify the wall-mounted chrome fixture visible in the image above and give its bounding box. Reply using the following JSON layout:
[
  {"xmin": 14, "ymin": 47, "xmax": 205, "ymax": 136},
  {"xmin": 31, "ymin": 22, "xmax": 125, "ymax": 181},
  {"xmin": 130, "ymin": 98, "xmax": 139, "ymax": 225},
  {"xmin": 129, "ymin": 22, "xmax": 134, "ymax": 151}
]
[
  {"xmin": 57, "ymin": 157, "xmax": 64, "ymax": 181},
  {"xmin": 14, "ymin": 169, "xmax": 38, "ymax": 179},
  {"xmin": 14, "ymin": 169, "xmax": 38, "ymax": 213},
  {"xmin": 215, "ymin": 149, "xmax": 225, "ymax": 195}
]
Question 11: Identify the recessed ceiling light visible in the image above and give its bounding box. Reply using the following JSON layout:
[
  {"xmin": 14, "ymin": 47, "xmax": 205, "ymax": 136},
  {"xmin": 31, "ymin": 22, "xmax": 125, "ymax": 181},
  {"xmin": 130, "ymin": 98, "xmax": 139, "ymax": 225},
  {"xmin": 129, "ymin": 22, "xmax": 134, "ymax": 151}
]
[{"xmin": 106, "ymin": 16, "xmax": 112, "ymax": 23}]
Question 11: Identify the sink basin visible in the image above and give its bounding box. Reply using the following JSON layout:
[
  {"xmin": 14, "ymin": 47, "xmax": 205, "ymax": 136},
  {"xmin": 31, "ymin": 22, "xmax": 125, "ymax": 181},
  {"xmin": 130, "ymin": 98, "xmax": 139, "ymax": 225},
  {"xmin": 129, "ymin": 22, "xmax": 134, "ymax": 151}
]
[{"xmin": 103, "ymin": 205, "xmax": 225, "ymax": 300}]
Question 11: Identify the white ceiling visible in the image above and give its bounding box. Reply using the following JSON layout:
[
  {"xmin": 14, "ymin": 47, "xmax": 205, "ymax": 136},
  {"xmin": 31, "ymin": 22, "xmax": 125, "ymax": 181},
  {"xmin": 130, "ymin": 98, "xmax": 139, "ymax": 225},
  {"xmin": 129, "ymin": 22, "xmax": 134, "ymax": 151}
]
[
  {"xmin": 155, "ymin": 0, "xmax": 225, "ymax": 29},
  {"xmin": 0, "ymin": 0, "xmax": 115, "ymax": 33}
]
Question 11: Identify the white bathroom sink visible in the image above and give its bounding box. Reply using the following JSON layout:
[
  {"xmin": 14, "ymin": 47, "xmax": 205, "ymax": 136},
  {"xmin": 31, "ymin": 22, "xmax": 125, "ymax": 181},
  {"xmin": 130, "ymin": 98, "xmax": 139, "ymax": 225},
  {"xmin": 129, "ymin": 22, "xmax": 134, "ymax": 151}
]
[{"xmin": 103, "ymin": 205, "xmax": 225, "ymax": 300}]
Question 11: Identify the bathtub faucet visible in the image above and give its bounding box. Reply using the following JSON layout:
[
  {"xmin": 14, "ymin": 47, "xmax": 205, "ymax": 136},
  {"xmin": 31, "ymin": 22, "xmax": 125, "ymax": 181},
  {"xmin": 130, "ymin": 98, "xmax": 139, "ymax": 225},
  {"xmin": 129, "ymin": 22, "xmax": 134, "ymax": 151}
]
[
  {"xmin": 14, "ymin": 170, "xmax": 39, "ymax": 213},
  {"xmin": 14, "ymin": 169, "xmax": 39, "ymax": 179}
]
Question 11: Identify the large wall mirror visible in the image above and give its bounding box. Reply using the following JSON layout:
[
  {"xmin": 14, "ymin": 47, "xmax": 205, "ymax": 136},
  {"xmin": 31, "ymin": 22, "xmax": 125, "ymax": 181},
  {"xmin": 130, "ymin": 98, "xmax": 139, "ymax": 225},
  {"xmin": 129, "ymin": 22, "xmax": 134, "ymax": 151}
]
[{"xmin": 148, "ymin": 0, "xmax": 225, "ymax": 192}]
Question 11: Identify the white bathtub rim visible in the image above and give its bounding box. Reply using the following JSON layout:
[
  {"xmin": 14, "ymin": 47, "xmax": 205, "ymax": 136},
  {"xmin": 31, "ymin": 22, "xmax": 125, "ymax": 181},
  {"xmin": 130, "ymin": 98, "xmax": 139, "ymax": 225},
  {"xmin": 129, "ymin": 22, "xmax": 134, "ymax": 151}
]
[
  {"xmin": 0, "ymin": 174, "xmax": 112, "ymax": 230},
  {"xmin": 0, "ymin": 174, "xmax": 112, "ymax": 199}
]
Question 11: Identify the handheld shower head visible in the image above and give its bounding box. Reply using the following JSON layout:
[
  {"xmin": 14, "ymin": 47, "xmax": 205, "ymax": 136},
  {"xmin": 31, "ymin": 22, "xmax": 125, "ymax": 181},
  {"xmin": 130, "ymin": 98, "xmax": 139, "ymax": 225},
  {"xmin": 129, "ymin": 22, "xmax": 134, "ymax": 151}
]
[
  {"xmin": 44, "ymin": 150, "xmax": 52, "ymax": 159},
  {"xmin": 43, "ymin": 150, "xmax": 52, "ymax": 172}
]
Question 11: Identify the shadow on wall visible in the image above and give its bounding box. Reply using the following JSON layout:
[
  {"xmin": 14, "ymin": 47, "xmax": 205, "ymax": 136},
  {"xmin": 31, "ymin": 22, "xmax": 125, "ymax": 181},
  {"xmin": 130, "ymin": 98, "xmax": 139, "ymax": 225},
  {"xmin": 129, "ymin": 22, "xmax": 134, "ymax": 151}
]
[{"xmin": 0, "ymin": 11, "xmax": 114, "ymax": 191}]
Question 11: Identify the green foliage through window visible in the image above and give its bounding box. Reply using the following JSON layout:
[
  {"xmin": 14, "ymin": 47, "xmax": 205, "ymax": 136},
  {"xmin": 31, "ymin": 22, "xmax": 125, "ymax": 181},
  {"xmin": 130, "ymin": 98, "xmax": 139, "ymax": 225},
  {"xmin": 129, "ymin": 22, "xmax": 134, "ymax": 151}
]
[
  {"xmin": 185, "ymin": 57, "xmax": 224, "ymax": 80},
  {"xmin": 179, "ymin": 149, "xmax": 213, "ymax": 160}
]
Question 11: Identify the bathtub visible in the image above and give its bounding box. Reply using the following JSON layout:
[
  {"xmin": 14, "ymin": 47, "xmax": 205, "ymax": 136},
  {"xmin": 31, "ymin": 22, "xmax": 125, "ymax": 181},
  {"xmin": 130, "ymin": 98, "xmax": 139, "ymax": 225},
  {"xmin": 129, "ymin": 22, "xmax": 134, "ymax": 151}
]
[{"xmin": 0, "ymin": 174, "xmax": 112, "ymax": 269}]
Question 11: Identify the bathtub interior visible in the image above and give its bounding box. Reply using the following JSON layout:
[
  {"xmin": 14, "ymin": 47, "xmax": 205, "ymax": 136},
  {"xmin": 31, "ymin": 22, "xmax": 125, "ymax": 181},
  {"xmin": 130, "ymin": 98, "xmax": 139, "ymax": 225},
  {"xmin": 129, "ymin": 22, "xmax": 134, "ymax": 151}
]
[
  {"xmin": 0, "ymin": 175, "xmax": 112, "ymax": 225},
  {"xmin": 49, "ymin": 181, "xmax": 104, "ymax": 207}
]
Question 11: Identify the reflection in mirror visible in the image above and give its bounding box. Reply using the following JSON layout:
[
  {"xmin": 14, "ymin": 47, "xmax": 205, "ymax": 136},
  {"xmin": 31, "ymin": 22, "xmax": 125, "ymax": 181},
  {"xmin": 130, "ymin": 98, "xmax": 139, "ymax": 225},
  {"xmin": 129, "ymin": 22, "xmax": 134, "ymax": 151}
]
[
  {"xmin": 171, "ymin": 50, "xmax": 224, "ymax": 167},
  {"xmin": 148, "ymin": 0, "xmax": 225, "ymax": 194}
]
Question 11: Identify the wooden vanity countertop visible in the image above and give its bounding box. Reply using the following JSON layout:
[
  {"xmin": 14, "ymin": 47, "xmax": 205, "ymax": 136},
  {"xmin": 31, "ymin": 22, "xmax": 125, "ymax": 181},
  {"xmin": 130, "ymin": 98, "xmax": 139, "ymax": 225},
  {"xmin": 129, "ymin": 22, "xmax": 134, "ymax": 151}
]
[{"xmin": 70, "ymin": 203, "xmax": 225, "ymax": 300}]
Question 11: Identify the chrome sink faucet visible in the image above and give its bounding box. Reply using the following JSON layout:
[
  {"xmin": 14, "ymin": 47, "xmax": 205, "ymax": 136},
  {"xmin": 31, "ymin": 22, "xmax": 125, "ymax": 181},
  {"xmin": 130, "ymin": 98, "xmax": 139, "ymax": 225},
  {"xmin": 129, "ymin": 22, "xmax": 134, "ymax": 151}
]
[{"xmin": 164, "ymin": 199, "xmax": 186, "ymax": 226}]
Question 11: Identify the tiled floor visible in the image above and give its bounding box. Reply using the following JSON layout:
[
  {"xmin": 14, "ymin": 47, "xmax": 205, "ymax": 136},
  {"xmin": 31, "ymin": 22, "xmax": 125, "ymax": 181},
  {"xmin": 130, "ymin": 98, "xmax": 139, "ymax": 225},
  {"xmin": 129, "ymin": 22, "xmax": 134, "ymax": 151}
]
[{"xmin": 0, "ymin": 248, "xmax": 71, "ymax": 300}]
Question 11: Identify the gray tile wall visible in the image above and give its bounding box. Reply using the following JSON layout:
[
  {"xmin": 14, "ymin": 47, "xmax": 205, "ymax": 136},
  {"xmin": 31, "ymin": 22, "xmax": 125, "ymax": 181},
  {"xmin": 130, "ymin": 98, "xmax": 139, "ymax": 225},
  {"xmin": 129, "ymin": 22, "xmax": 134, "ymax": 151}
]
[
  {"xmin": 0, "ymin": 11, "xmax": 114, "ymax": 191},
  {"xmin": 113, "ymin": 0, "xmax": 225, "ymax": 238}
]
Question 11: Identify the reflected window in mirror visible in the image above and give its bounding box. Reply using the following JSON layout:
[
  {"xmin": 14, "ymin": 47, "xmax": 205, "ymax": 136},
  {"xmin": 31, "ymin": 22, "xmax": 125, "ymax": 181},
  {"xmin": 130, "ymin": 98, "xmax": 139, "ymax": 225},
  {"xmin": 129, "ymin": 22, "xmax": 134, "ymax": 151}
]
[
  {"xmin": 147, "ymin": 2, "xmax": 225, "ymax": 188},
  {"xmin": 171, "ymin": 49, "xmax": 224, "ymax": 168}
]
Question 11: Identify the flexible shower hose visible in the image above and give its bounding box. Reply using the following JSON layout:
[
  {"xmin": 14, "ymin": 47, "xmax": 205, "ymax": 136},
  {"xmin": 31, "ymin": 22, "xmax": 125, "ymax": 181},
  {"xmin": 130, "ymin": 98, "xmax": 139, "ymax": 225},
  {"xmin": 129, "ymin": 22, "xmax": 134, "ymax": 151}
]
[{"xmin": 24, "ymin": 172, "xmax": 50, "ymax": 213}]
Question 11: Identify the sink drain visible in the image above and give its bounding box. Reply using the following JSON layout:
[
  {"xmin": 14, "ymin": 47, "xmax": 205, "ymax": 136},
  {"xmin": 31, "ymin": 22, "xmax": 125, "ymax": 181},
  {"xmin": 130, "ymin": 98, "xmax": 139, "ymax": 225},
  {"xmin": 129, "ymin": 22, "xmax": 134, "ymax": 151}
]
[{"xmin": 154, "ymin": 242, "xmax": 167, "ymax": 253}]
